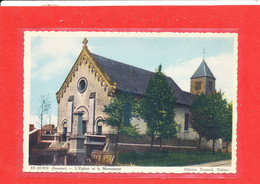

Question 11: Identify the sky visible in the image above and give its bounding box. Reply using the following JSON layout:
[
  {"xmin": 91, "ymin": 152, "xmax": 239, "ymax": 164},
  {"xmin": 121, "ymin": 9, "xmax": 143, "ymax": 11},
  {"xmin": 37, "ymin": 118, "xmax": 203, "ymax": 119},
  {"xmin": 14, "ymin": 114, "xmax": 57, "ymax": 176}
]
[{"xmin": 28, "ymin": 32, "xmax": 236, "ymax": 128}]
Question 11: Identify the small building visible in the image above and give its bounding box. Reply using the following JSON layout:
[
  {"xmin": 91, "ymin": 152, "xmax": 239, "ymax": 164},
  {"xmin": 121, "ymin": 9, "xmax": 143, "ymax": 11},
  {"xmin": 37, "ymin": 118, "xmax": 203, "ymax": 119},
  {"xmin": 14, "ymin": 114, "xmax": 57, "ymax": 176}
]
[
  {"xmin": 42, "ymin": 124, "xmax": 57, "ymax": 135},
  {"xmin": 29, "ymin": 124, "xmax": 35, "ymax": 132}
]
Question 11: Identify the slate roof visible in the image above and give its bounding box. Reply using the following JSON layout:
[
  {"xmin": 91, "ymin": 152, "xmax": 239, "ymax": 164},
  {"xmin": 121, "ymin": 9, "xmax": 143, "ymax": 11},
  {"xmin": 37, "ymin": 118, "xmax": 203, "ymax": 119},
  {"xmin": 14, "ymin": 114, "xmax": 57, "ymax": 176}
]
[
  {"xmin": 191, "ymin": 60, "xmax": 215, "ymax": 79},
  {"xmin": 92, "ymin": 54, "xmax": 194, "ymax": 106}
]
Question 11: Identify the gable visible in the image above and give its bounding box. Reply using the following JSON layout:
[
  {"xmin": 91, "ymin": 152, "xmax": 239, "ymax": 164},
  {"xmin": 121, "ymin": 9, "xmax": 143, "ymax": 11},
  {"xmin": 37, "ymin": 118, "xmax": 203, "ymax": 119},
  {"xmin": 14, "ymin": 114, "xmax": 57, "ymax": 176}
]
[{"xmin": 56, "ymin": 45, "xmax": 116, "ymax": 103}]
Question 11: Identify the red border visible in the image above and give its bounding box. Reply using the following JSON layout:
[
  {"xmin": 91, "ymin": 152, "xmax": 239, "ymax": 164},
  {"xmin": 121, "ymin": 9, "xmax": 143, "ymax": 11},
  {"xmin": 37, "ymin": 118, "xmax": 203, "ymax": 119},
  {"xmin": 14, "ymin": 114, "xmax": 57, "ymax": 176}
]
[{"xmin": 1, "ymin": 6, "xmax": 260, "ymax": 184}]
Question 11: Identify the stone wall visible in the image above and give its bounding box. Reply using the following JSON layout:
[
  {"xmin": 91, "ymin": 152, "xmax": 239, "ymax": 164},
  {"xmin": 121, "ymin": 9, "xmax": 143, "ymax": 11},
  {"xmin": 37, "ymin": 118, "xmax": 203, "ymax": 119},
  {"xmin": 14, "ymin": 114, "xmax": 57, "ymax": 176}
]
[
  {"xmin": 175, "ymin": 106, "xmax": 199, "ymax": 140},
  {"xmin": 29, "ymin": 129, "xmax": 40, "ymax": 153},
  {"xmin": 130, "ymin": 105, "xmax": 199, "ymax": 141}
]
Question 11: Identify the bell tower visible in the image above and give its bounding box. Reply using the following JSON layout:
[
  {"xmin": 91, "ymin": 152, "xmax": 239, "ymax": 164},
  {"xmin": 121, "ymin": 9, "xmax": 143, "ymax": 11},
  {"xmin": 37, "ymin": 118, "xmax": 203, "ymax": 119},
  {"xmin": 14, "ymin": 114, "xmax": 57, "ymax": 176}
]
[{"xmin": 190, "ymin": 51, "xmax": 216, "ymax": 95}]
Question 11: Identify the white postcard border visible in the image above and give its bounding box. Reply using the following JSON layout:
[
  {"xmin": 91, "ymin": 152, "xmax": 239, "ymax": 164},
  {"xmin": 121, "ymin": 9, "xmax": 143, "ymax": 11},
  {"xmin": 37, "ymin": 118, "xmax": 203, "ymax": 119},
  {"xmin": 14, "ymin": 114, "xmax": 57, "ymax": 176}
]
[{"xmin": 23, "ymin": 30, "xmax": 238, "ymax": 174}]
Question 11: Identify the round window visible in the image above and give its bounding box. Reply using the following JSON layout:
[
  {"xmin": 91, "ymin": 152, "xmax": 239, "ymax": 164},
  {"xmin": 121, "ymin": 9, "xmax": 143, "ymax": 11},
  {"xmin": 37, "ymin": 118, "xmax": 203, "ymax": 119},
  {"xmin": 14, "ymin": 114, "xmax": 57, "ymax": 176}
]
[{"xmin": 78, "ymin": 78, "xmax": 87, "ymax": 93}]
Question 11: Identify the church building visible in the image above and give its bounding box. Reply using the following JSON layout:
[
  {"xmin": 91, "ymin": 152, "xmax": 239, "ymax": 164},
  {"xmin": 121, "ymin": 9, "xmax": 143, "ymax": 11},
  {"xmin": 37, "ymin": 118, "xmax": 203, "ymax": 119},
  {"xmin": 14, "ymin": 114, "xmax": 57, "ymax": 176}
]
[{"xmin": 56, "ymin": 38, "xmax": 217, "ymax": 148}]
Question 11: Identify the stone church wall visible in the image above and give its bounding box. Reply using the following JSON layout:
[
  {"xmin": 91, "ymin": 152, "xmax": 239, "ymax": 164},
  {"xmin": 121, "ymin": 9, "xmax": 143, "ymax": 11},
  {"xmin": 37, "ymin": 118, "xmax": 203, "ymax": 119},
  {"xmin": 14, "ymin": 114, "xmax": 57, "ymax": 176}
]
[
  {"xmin": 57, "ymin": 60, "xmax": 112, "ymax": 136},
  {"xmin": 175, "ymin": 106, "xmax": 199, "ymax": 140},
  {"xmin": 130, "ymin": 118, "xmax": 147, "ymax": 134},
  {"xmin": 129, "ymin": 105, "xmax": 199, "ymax": 141}
]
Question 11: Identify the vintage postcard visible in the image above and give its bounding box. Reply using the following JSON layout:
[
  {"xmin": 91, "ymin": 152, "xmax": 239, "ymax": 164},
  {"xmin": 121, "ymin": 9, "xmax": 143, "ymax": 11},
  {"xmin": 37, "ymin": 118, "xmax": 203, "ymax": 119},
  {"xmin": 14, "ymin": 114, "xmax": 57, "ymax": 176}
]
[{"xmin": 23, "ymin": 31, "xmax": 237, "ymax": 174}]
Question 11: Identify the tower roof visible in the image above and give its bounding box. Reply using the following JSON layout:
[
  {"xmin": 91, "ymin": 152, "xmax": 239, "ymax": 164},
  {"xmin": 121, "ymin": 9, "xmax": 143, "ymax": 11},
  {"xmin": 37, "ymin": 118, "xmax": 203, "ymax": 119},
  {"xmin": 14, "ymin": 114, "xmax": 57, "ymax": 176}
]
[{"xmin": 191, "ymin": 60, "xmax": 215, "ymax": 79}]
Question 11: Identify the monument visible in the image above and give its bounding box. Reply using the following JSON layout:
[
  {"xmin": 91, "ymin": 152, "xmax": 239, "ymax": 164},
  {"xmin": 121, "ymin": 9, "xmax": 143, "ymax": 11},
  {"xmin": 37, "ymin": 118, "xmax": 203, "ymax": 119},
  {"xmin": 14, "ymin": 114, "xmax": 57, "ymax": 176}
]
[{"xmin": 67, "ymin": 111, "xmax": 86, "ymax": 165}]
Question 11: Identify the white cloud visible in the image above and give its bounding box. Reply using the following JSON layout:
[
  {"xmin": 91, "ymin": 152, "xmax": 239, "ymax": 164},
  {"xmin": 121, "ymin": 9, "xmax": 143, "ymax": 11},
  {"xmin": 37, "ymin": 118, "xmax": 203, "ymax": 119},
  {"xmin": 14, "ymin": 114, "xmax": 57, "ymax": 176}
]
[
  {"xmin": 164, "ymin": 52, "xmax": 235, "ymax": 101},
  {"xmin": 31, "ymin": 37, "xmax": 85, "ymax": 80}
]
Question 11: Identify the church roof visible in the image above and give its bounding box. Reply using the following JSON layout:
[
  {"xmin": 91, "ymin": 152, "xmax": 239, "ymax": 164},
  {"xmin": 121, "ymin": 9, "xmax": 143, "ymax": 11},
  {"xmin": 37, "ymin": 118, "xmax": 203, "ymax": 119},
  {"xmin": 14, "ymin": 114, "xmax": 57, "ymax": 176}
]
[
  {"xmin": 92, "ymin": 54, "xmax": 194, "ymax": 106},
  {"xmin": 191, "ymin": 60, "xmax": 216, "ymax": 79}
]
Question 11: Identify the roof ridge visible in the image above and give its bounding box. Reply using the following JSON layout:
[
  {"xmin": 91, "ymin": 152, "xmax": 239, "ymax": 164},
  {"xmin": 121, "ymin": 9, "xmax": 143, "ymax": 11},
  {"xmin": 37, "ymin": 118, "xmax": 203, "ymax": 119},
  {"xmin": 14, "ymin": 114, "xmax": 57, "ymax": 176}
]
[
  {"xmin": 92, "ymin": 53, "xmax": 155, "ymax": 74},
  {"xmin": 92, "ymin": 53, "xmax": 194, "ymax": 106},
  {"xmin": 92, "ymin": 53, "xmax": 184, "ymax": 92}
]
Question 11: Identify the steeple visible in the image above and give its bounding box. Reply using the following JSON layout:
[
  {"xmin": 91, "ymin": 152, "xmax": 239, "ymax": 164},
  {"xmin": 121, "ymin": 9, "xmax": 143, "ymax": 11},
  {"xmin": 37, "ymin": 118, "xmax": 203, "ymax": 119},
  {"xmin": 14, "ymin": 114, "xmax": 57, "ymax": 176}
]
[
  {"xmin": 191, "ymin": 60, "xmax": 215, "ymax": 80},
  {"xmin": 190, "ymin": 52, "xmax": 216, "ymax": 95},
  {"xmin": 203, "ymin": 48, "xmax": 205, "ymax": 60}
]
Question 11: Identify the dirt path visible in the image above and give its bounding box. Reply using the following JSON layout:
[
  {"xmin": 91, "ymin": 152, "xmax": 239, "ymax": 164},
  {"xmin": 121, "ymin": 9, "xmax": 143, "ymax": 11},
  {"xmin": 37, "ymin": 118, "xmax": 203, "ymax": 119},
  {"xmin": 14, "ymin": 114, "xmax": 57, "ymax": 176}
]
[{"xmin": 189, "ymin": 160, "xmax": 232, "ymax": 167}]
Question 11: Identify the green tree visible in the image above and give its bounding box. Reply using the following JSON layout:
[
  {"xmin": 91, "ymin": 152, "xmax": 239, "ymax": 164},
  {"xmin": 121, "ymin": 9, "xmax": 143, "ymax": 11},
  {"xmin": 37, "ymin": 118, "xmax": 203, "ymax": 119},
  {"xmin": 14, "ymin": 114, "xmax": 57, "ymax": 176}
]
[
  {"xmin": 205, "ymin": 92, "xmax": 228, "ymax": 154},
  {"xmin": 103, "ymin": 92, "xmax": 139, "ymax": 164},
  {"xmin": 141, "ymin": 65, "xmax": 178, "ymax": 152},
  {"xmin": 221, "ymin": 102, "xmax": 233, "ymax": 153},
  {"xmin": 191, "ymin": 93, "xmax": 210, "ymax": 150},
  {"xmin": 191, "ymin": 92, "xmax": 231, "ymax": 154}
]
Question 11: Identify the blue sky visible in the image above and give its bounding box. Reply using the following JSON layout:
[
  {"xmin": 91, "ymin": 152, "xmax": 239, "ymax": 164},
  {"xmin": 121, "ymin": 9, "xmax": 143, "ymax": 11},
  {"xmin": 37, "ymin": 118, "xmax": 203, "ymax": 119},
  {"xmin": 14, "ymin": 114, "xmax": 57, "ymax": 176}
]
[{"xmin": 29, "ymin": 32, "xmax": 236, "ymax": 127}]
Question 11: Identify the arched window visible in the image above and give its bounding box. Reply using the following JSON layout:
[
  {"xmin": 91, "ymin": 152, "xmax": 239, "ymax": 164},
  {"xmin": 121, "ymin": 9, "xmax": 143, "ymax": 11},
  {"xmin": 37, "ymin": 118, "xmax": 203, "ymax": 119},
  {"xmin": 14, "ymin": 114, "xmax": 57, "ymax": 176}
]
[
  {"xmin": 124, "ymin": 103, "xmax": 131, "ymax": 125},
  {"xmin": 184, "ymin": 113, "xmax": 190, "ymax": 131}
]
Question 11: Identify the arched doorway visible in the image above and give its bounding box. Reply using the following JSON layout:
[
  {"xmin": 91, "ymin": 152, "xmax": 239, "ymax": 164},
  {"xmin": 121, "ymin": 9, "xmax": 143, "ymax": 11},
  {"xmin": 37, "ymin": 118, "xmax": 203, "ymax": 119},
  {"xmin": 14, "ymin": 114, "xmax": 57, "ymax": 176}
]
[
  {"xmin": 95, "ymin": 117, "xmax": 104, "ymax": 135},
  {"xmin": 97, "ymin": 121, "xmax": 103, "ymax": 135},
  {"xmin": 62, "ymin": 121, "xmax": 67, "ymax": 141}
]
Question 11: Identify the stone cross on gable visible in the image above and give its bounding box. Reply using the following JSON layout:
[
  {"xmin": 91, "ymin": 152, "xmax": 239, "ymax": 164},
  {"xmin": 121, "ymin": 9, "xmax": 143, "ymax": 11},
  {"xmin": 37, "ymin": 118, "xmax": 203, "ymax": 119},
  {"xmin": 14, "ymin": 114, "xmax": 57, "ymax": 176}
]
[{"xmin": 82, "ymin": 38, "xmax": 88, "ymax": 48}]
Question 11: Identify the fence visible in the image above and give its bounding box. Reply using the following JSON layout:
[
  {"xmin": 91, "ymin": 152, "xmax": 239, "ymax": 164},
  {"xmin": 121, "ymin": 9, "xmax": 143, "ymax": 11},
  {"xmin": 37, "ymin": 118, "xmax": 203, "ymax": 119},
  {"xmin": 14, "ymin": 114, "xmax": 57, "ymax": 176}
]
[{"xmin": 91, "ymin": 150, "xmax": 115, "ymax": 165}]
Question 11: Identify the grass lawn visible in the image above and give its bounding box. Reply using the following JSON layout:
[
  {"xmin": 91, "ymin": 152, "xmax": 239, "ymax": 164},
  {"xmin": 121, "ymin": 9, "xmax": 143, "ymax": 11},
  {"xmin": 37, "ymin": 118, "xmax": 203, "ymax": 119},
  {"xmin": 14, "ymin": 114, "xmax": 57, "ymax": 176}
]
[{"xmin": 118, "ymin": 151, "xmax": 231, "ymax": 166}]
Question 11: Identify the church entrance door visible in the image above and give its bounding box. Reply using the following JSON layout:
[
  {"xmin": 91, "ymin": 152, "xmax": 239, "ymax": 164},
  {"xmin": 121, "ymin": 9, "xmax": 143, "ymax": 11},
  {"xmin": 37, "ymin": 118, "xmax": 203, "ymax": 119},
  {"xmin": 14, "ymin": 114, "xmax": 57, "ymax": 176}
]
[
  {"xmin": 96, "ymin": 120, "xmax": 103, "ymax": 135},
  {"xmin": 62, "ymin": 122, "xmax": 67, "ymax": 141},
  {"xmin": 97, "ymin": 125, "xmax": 102, "ymax": 135}
]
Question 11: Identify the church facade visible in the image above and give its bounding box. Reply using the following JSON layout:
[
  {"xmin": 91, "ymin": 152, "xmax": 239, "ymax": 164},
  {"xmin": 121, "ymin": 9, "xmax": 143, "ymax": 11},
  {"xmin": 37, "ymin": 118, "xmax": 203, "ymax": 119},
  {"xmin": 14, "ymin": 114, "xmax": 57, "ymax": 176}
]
[{"xmin": 56, "ymin": 38, "xmax": 218, "ymax": 148}]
